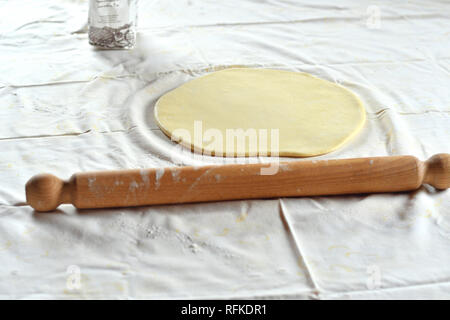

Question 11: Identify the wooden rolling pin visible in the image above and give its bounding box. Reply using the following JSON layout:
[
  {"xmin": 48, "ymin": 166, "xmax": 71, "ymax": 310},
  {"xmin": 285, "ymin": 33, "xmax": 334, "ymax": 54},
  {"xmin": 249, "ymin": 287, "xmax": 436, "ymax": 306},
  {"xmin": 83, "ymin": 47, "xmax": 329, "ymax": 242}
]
[{"xmin": 26, "ymin": 154, "xmax": 449, "ymax": 212}]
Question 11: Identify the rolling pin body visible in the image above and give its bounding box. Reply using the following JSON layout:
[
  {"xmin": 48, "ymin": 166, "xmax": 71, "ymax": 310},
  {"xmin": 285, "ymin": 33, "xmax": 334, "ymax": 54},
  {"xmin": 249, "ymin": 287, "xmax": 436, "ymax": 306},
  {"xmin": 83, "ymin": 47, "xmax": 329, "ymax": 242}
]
[{"xmin": 26, "ymin": 154, "xmax": 449, "ymax": 212}]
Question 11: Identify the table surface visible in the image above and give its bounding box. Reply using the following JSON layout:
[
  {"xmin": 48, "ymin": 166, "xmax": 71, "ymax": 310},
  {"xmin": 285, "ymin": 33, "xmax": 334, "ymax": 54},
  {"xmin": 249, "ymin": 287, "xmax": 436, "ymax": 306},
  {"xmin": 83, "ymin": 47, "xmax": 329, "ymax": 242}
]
[{"xmin": 0, "ymin": 0, "xmax": 449, "ymax": 299}]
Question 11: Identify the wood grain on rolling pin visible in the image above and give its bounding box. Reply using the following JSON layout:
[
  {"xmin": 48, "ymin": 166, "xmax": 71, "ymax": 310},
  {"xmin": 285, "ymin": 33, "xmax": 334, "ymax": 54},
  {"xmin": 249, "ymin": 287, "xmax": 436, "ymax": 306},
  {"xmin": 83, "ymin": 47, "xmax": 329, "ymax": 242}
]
[{"xmin": 26, "ymin": 154, "xmax": 450, "ymax": 212}]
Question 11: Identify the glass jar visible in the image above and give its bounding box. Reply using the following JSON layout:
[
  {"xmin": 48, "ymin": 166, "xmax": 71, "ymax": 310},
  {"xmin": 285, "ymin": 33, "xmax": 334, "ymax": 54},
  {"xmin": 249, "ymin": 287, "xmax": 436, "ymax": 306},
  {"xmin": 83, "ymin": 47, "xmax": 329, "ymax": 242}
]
[{"xmin": 88, "ymin": 0, "xmax": 138, "ymax": 49}]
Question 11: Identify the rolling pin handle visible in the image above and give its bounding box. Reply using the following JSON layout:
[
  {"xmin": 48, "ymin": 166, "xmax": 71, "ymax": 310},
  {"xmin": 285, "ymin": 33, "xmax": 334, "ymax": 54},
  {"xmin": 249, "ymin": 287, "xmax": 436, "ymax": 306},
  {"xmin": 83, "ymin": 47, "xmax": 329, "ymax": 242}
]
[
  {"xmin": 423, "ymin": 153, "xmax": 450, "ymax": 190},
  {"xmin": 25, "ymin": 174, "xmax": 72, "ymax": 212}
]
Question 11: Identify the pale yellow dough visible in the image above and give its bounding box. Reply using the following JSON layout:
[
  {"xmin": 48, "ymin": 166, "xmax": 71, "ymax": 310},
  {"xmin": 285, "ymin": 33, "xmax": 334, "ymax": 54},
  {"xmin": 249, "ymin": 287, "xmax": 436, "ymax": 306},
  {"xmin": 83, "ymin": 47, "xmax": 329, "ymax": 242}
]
[{"xmin": 154, "ymin": 68, "xmax": 366, "ymax": 157}]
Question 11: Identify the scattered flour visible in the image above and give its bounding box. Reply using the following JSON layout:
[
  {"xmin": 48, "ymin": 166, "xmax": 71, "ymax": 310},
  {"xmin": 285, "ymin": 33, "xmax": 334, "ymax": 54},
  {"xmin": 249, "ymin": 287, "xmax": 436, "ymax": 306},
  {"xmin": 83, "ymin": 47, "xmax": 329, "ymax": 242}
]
[
  {"xmin": 128, "ymin": 181, "xmax": 139, "ymax": 192},
  {"xmin": 140, "ymin": 169, "xmax": 150, "ymax": 188},
  {"xmin": 171, "ymin": 169, "xmax": 181, "ymax": 182},
  {"xmin": 279, "ymin": 163, "xmax": 293, "ymax": 172},
  {"xmin": 155, "ymin": 168, "xmax": 165, "ymax": 190},
  {"xmin": 88, "ymin": 177, "xmax": 96, "ymax": 188}
]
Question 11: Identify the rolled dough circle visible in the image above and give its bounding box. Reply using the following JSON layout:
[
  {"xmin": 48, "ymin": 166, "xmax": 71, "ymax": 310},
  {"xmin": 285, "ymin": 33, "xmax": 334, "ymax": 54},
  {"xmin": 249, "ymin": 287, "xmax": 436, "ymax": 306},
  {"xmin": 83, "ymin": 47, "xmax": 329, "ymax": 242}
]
[{"xmin": 155, "ymin": 68, "xmax": 366, "ymax": 157}]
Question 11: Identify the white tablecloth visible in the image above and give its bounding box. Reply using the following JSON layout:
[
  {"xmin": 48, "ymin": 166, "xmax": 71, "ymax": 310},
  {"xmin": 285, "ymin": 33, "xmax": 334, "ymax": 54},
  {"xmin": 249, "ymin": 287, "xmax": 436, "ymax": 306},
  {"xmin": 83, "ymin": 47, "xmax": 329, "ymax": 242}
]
[{"xmin": 0, "ymin": 0, "xmax": 449, "ymax": 299}]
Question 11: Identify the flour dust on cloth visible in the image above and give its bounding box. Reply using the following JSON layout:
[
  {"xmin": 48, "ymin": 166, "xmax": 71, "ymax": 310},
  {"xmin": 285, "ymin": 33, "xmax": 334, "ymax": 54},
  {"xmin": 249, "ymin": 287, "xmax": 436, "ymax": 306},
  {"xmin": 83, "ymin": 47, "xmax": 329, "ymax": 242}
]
[{"xmin": 154, "ymin": 68, "xmax": 366, "ymax": 157}]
